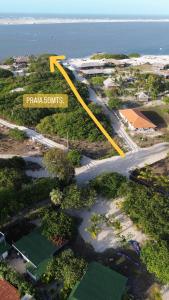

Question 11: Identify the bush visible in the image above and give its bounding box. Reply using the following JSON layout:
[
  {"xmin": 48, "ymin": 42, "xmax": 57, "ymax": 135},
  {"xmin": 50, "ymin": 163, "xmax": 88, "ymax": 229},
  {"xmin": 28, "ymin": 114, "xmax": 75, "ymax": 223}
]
[
  {"xmin": 42, "ymin": 209, "xmax": 75, "ymax": 240},
  {"xmin": 8, "ymin": 128, "xmax": 27, "ymax": 141},
  {"xmin": 108, "ymin": 98, "xmax": 122, "ymax": 109},
  {"xmin": 128, "ymin": 53, "xmax": 140, "ymax": 58},
  {"xmin": 90, "ymin": 76, "xmax": 105, "ymax": 86},
  {"xmin": 62, "ymin": 184, "xmax": 96, "ymax": 209},
  {"xmin": 67, "ymin": 149, "xmax": 82, "ymax": 167},
  {"xmin": 0, "ymin": 261, "xmax": 35, "ymax": 296},
  {"xmin": 0, "ymin": 68, "xmax": 13, "ymax": 78},
  {"xmin": 141, "ymin": 241, "xmax": 169, "ymax": 284},
  {"xmin": 43, "ymin": 249, "xmax": 87, "ymax": 294},
  {"xmin": 91, "ymin": 172, "xmax": 126, "ymax": 199}
]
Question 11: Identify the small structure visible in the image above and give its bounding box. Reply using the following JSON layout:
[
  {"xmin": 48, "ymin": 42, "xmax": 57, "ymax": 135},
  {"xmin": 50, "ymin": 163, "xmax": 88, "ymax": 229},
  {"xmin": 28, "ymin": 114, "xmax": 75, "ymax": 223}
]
[
  {"xmin": 0, "ymin": 279, "xmax": 20, "ymax": 300},
  {"xmin": 12, "ymin": 227, "xmax": 63, "ymax": 281},
  {"xmin": 68, "ymin": 262, "xmax": 127, "ymax": 300},
  {"xmin": 14, "ymin": 56, "xmax": 29, "ymax": 68},
  {"xmin": 80, "ymin": 68, "xmax": 115, "ymax": 76},
  {"xmin": 137, "ymin": 92, "xmax": 149, "ymax": 102},
  {"xmin": 104, "ymin": 77, "xmax": 119, "ymax": 89},
  {"xmin": 10, "ymin": 87, "xmax": 25, "ymax": 93},
  {"xmin": 119, "ymin": 108, "xmax": 157, "ymax": 131},
  {"xmin": 0, "ymin": 232, "xmax": 10, "ymax": 260}
]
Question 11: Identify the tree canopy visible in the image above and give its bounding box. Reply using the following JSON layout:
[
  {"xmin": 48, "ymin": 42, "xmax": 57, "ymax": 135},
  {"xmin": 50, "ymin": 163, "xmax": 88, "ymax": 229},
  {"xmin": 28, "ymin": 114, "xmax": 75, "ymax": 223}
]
[{"xmin": 43, "ymin": 148, "xmax": 75, "ymax": 183}]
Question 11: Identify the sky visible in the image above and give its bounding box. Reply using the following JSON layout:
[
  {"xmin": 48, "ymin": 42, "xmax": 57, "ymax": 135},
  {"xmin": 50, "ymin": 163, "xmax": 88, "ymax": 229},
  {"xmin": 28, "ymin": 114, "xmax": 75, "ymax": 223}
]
[{"xmin": 1, "ymin": 0, "xmax": 169, "ymax": 15}]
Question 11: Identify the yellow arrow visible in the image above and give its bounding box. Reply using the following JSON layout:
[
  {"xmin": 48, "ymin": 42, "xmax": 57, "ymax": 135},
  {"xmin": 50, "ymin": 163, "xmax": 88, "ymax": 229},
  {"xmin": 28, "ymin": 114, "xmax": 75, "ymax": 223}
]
[{"xmin": 49, "ymin": 56, "xmax": 125, "ymax": 157}]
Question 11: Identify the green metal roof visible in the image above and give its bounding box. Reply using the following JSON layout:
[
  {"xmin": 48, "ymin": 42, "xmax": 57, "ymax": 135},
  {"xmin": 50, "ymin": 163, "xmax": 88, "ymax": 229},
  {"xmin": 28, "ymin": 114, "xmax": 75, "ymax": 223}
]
[
  {"xmin": 27, "ymin": 257, "xmax": 52, "ymax": 280},
  {"xmin": 0, "ymin": 241, "xmax": 10, "ymax": 256},
  {"xmin": 68, "ymin": 262, "xmax": 127, "ymax": 300},
  {"xmin": 13, "ymin": 228, "xmax": 56, "ymax": 267}
]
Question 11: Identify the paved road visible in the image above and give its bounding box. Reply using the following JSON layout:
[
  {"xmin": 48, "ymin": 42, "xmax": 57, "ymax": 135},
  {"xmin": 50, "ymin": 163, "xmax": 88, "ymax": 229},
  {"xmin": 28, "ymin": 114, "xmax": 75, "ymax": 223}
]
[
  {"xmin": 0, "ymin": 118, "xmax": 67, "ymax": 151},
  {"xmin": 76, "ymin": 142, "xmax": 169, "ymax": 184},
  {"xmin": 68, "ymin": 63, "xmax": 138, "ymax": 152}
]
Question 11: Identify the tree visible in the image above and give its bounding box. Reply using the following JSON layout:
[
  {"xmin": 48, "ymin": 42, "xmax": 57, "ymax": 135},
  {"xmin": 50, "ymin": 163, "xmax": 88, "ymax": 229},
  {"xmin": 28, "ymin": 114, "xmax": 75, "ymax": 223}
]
[
  {"xmin": 67, "ymin": 149, "xmax": 82, "ymax": 167},
  {"xmin": 43, "ymin": 149, "xmax": 75, "ymax": 183},
  {"xmin": 42, "ymin": 209, "xmax": 75, "ymax": 240},
  {"xmin": 0, "ymin": 68, "xmax": 13, "ymax": 78},
  {"xmin": 0, "ymin": 168, "xmax": 25, "ymax": 190},
  {"xmin": 91, "ymin": 172, "xmax": 126, "ymax": 199},
  {"xmin": 50, "ymin": 188, "xmax": 63, "ymax": 206},
  {"xmin": 43, "ymin": 249, "xmax": 87, "ymax": 293},
  {"xmin": 108, "ymin": 97, "xmax": 122, "ymax": 109},
  {"xmin": 141, "ymin": 241, "xmax": 169, "ymax": 284},
  {"xmin": 62, "ymin": 184, "xmax": 96, "ymax": 209}
]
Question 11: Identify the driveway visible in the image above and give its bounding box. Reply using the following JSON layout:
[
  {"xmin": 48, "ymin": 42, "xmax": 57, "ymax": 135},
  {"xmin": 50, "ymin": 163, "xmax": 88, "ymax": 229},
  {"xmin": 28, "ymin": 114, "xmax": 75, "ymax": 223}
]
[
  {"xmin": 69, "ymin": 197, "xmax": 147, "ymax": 252},
  {"xmin": 76, "ymin": 142, "xmax": 169, "ymax": 184}
]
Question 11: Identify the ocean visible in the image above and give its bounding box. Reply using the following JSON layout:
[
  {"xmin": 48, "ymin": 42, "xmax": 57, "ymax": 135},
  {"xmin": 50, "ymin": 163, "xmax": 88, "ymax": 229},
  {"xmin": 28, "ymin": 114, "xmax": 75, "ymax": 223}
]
[{"xmin": 0, "ymin": 14, "xmax": 169, "ymax": 59}]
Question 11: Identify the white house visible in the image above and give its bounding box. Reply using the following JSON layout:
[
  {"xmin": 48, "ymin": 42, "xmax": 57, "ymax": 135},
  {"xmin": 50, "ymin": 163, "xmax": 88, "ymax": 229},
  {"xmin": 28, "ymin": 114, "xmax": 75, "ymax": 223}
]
[
  {"xmin": 103, "ymin": 77, "xmax": 119, "ymax": 89},
  {"xmin": 137, "ymin": 92, "xmax": 149, "ymax": 102}
]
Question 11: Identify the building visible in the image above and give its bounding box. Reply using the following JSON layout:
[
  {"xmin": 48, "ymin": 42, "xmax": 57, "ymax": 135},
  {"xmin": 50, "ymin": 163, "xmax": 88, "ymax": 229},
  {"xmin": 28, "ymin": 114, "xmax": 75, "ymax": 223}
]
[
  {"xmin": 68, "ymin": 262, "xmax": 127, "ymax": 300},
  {"xmin": 80, "ymin": 68, "xmax": 115, "ymax": 76},
  {"xmin": 12, "ymin": 227, "xmax": 64, "ymax": 281},
  {"xmin": 0, "ymin": 279, "xmax": 20, "ymax": 300},
  {"xmin": 119, "ymin": 108, "xmax": 157, "ymax": 131},
  {"xmin": 104, "ymin": 77, "xmax": 119, "ymax": 89},
  {"xmin": 0, "ymin": 232, "xmax": 10, "ymax": 260},
  {"xmin": 136, "ymin": 92, "xmax": 150, "ymax": 102}
]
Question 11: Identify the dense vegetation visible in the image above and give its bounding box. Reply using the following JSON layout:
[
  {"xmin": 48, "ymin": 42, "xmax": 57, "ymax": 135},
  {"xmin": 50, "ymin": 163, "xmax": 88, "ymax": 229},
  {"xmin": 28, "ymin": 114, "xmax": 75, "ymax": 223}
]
[
  {"xmin": 0, "ymin": 54, "xmax": 113, "ymax": 144},
  {"xmin": 37, "ymin": 103, "xmax": 112, "ymax": 142},
  {"xmin": 91, "ymin": 53, "xmax": 129, "ymax": 60},
  {"xmin": 141, "ymin": 241, "xmax": 169, "ymax": 284},
  {"xmin": 41, "ymin": 208, "xmax": 75, "ymax": 240},
  {"xmin": 43, "ymin": 249, "xmax": 87, "ymax": 299},
  {"xmin": 91, "ymin": 171, "xmax": 169, "ymax": 284},
  {"xmin": 0, "ymin": 261, "xmax": 35, "ymax": 297},
  {"xmin": 134, "ymin": 73, "xmax": 167, "ymax": 99},
  {"xmin": 0, "ymin": 157, "xmax": 60, "ymax": 225},
  {"xmin": 91, "ymin": 172, "xmax": 126, "ymax": 198}
]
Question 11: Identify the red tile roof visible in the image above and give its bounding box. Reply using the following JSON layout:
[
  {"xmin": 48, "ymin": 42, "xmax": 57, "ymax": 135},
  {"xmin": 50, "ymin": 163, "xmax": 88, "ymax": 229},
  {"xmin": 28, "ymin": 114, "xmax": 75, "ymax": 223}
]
[
  {"xmin": 0, "ymin": 279, "xmax": 20, "ymax": 300},
  {"xmin": 119, "ymin": 109, "xmax": 156, "ymax": 129}
]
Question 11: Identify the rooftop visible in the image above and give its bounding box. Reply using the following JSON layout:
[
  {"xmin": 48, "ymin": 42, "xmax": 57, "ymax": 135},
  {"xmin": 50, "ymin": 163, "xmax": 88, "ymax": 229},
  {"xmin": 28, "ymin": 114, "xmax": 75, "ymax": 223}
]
[
  {"xmin": 68, "ymin": 262, "xmax": 127, "ymax": 300},
  {"xmin": 13, "ymin": 227, "xmax": 57, "ymax": 267},
  {"xmin": 0, "ymin": 279, "xmax": 20, "ymax": 300},
  {"xmin": 81, "ymin": 68, "xmax": 115, "ymax": 75},
  {"xmin": 119, "ymin": 108, "xmax": 157, "ymax": 129}
]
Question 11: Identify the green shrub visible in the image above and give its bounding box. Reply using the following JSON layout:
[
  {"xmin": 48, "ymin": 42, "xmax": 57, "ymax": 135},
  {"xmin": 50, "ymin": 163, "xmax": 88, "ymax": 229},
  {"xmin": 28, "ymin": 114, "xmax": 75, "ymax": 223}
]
[
  {"xmin": 0, "ymin": 68, "xmax": 13, "ymax": 78},
  {"xmin": 8, "ymin": 128, "xmax": 27, "ymax": 141},
  {"xmin": 67, "ymin": 149, "xmax": 82, "ymax": 167},
  {"xmin": 91, "ymin": 172, "xmax": 126, "ymax": 199}
]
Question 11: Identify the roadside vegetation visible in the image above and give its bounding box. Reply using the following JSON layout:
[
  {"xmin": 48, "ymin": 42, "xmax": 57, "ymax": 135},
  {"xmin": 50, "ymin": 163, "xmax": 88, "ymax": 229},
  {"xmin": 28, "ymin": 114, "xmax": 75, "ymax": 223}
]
[{"xmin": 91, "ymin": 171, "xmax": 169, "ymax": 285}]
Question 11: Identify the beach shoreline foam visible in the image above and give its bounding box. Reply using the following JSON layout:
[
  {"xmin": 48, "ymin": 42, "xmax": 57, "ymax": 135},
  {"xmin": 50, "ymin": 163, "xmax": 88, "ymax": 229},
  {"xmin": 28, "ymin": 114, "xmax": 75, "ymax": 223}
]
[{"xmin": 2, "ymin": 17, "xmax": 169, "ymax": 25}]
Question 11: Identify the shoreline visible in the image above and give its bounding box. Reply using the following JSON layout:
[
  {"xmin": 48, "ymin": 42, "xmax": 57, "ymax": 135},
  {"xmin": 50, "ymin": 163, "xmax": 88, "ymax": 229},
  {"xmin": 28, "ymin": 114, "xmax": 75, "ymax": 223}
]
[{"xmin": 2, "ymin": 18, "xmax": 169, "ymax": 25}]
